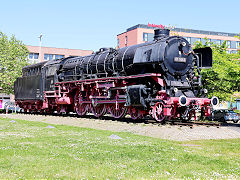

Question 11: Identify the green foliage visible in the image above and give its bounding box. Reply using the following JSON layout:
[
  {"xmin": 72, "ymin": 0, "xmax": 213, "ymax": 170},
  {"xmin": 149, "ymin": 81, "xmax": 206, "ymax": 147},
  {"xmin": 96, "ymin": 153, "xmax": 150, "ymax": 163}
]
[
  {"xmin": 0, "ymin": 32, "xmax": 29, "ymax": 94},
  {"xmin": 234, "ymin": 109, "xmax": 240, "ymax": 114},
  {"xmin": 194, "ymin": 39, "xmax": 240, "ymax": 101},
  {"xmin": 235, "ymin": 34, "xmax": 240, "ymax": 55}
]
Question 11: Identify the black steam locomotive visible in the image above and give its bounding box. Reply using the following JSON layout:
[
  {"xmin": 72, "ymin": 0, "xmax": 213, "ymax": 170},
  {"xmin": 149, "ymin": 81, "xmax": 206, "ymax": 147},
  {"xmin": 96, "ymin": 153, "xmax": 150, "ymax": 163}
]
[{"xmin": 14, "ymin": 29, "xmax": 218, "ymax": 122}]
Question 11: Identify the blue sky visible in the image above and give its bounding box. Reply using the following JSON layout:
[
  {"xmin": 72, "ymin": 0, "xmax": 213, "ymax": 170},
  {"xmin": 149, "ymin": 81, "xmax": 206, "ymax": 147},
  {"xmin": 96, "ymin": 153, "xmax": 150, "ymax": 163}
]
[{"xmin": 0, "ymin": 0, "xmax": 239, "ymax": 51}]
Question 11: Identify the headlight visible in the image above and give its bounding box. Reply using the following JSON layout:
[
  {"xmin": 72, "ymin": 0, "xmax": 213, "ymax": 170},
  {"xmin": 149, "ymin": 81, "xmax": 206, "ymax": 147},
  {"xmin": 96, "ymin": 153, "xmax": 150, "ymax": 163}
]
[
  {"xmin": 179, "ymin": 95, "xmax": 187, "ymax": 106},
  {"xmin": 211, "ymin": 96, "xmax": 219, "ymax": 106},
  {"xmin": 203, "ymin": 89, "xmax": 208, "ymax": 94},
  {"xmin": 173, "ymin": 88, "xmax": 178, "ymax": 93}
]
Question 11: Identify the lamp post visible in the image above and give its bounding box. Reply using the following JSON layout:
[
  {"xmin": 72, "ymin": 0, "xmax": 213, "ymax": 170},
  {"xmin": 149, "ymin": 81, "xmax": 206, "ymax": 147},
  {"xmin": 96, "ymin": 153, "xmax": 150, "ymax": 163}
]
[{"xmin": 38, "ymin": 34, "xmax": 43, "ymax": 62}]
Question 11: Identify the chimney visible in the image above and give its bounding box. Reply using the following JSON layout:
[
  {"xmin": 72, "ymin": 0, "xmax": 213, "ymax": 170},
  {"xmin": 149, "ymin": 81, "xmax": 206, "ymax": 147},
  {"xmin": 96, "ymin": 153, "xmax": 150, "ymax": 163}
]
[{"xmin": 154, "ymin": 29, "xmax": 170, "ymax": 40}]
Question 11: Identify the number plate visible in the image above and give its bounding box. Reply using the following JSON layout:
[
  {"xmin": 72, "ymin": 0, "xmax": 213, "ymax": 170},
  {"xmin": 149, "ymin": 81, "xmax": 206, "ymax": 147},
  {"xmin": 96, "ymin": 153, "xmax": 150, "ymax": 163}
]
[{"xmin": 174, "ymin": 57, "xmax": 186, "ymax": 63}]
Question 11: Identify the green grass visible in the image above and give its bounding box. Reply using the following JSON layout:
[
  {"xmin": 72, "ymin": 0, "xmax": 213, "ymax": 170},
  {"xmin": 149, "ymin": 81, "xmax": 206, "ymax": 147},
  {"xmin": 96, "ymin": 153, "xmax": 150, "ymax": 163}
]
[
  {"xmin": 0, "ymin": 117, "xmax": 240, "ymax": 179},
  {"xmin": 234, "ymin": 109, "xmax": 240, "ymax": 114}
]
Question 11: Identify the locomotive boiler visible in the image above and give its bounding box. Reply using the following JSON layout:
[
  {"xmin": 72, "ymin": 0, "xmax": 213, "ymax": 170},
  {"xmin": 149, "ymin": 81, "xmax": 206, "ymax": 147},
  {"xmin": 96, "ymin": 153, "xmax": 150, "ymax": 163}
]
[{"xmin": 14, "ymin": 29, "xmax": 218, "ymax": 122}]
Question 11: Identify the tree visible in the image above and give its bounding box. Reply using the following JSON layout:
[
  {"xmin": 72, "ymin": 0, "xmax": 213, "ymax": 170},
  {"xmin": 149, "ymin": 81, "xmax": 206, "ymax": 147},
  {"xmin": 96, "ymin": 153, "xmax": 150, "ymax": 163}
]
[
  {"xmin": 0, "ymin": 32, "xmax": 29, "ymax": 94},
  {"xmin": 194, "ymin": 39, "xmax": 240, "ymax": 101},
  {"xmin": 235, "ymin": 34, "xmax": 240, "ymax": 55}
]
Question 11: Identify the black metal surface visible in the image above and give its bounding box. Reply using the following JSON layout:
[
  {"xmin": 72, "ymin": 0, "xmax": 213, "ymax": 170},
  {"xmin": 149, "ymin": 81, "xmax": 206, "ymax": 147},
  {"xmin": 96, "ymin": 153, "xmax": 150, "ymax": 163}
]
[
  {"xmin": 126, "ymin": 85, "xmax": 148, "ymax": 107},
  {"xmin": 57, "ymin": 32, "xmax": 200, "ymax": 81},
  {"xmin": 194, "ymin": 47, "xmax": 212, "ymax": 68},
  {"xmin": 14, "ymin": 28, "xmax": 213, "ymax": 104},
  {"xmin": 15, "ymin": 60, "xmax": 48, "ymax": 100},
  {"xmin": 14, "ymin": 75, "xmax": 43, "ymax": 100},
  {"xmin": 154, "ymin": 29, "xmax": 170, "ymax": 40},
  {"xmin": 42, "ymin": 58, "xmax": 65, "ymax": 90},
  {"xmin": 161, "ymin": 36, "xmax": 193, "ymax": 76},
  {"xmin": 22, "ymin": 61, "xmax": 47, "ymax": 77}
]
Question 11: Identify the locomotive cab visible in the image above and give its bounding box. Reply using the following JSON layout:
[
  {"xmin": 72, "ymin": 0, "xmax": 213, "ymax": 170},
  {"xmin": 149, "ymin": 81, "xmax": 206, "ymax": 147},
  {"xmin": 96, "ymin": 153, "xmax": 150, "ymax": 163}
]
[
  {"xmin": 193, "ymin": 47, "xmax": 212, "ymax": 68},
  {"xmin": 42, "ymin": 59, "xmax": 63, "ymax": 91}
]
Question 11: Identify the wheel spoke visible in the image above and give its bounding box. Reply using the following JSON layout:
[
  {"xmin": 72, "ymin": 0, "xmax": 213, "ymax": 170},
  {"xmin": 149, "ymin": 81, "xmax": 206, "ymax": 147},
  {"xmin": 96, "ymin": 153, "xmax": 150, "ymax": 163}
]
[
  {"xmin": 153, "ymin": 102, "xmax": 165, "ymax": 122},
  {"xmin": 75, "ymin": 90, "xmax": 88, "ymax": 116},
  {"xmin": 91, "ymin": 104, "xmax": 106, "ymax": 117},
  {"xmin": 128, "ymin": 107, "xmax": 140, "ymax": 120},
  {"xmin": 109, "ymin": 103, "xmax": 126, "ymax": 119}
]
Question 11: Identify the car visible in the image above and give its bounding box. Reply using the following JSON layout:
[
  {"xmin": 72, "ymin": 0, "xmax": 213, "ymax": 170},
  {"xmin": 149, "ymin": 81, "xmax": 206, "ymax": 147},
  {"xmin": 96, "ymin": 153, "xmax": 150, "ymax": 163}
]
[
  {"xmin": 4, "ymin": 101, "xmax": 23, "ymax": 113},
  {"xmin": 211, "ymin": 109, "xmax": 239, "ymax": 123},
  {"xmin": 0, "ymin": 96, "xmax": 11, "ymax": 112}
]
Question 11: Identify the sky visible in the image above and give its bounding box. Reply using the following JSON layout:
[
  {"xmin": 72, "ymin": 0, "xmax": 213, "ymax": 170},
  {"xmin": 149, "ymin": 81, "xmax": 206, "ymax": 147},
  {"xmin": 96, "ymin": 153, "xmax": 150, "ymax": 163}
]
[{"xmin": 0, "ymin": 0, "xmax": 239, "ymax": 51}]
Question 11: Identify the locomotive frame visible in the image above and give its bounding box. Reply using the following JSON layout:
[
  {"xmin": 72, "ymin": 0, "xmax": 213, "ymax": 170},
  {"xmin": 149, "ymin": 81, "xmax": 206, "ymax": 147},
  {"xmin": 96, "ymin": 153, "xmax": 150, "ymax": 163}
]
[{"xmin": 14, "ymin": 29, "xmax": 218, "ymax": 122}]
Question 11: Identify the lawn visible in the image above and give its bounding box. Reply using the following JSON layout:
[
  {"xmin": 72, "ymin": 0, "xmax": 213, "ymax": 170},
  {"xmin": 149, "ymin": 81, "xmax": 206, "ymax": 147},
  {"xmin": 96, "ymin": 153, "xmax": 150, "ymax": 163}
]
[{"xmin": 0, "ymin": 117, "xmax": 239, "ymax": 179}]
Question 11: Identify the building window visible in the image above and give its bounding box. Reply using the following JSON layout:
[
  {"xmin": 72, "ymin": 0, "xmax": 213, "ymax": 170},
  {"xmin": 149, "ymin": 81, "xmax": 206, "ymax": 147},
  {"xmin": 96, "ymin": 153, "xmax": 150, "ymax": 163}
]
[
  {"xmin": 44, "ymin": 54, "xmax": 64, "ymax": 60},
  {"xmin": 191, "ymin": 37, "xmax": 196, "ymax": 43},
  {"xmin": 196, "ymin": 38, "xmax": 201, "ymax": 43},
  {"xmin": 44, "ymin": 54, "xmax": 48, "ymax": 60},
  {"xmin": 220, "ymin": 40, "xmax": 226, "ymax": 45},
  {"xmin": 185, "ymin": 37, "xmax": 191, "ymax": 43},
  {"xmin": 237, "ymin": 41, "xmax": 240, "ymax": 49},
  {"xmin": 44, "ymin": 54, "xmax": 53, "ymax": 60},
  {"xmin": 125, "ymin": 36, "xmax": 128, "ymax": 46},
  {"xmin": 191, "ymin": 37, "xmax": 200, "ymax": 44},
  {"xmin": 148, "ymin": 33, "xmax": 154, "ymax": 41},
  {"xmin": 201, "ymin": 38, "xmax": 207, "ymax": 45},
  {"xmin": 211, "ymin": 39, "xmax": 221, "ymax": 45},
  {"xmin": 55, "ymin": 54, "xmax": 64, "ymax": 59},
  {"xmin": 230, "ymin": 41, "xmax": 237, "ymax": 49},
  {"xmin": 34, "ymin": 53, "xmax": 39, "ymax": 59},
  {"xmin": 117, "ymin": 38, "xmax": 119, "ymax": 48},
  {"xmin": 226, "ymin": 41, "xmax": 231, "ymax": 48},
  {"xmin": 29, "ymin": 53, "xmax": 39, "ymax": 60},
  {"xmin": 143, "ymin": 33, "xmax": 148, "ymax": 42},
  {"xmin": 29, "ymin": 53, "xmax": 33, "ymax": 59},
  {"xmin": 143, "ymin": 33, "xmax": 154, "ymax": 42}
]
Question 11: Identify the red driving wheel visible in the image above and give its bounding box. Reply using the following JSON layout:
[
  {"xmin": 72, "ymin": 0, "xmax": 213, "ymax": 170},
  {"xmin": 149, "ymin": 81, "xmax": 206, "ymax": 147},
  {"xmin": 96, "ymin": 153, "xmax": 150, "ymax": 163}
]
[
  {"xmin": 109, "ymin": 103, "xmax": 127, "ymax": 119},
  {"xmin": 75, "ymin": 90, "xmax": 88, "ymax": 116},
  {"xmin": 91, "ymin": 104, "xmax": 107, "ymax": 117},
  {"xmin": 128, "ymin": 107, "xmax": 140, "ymax": 120},
  {"xmin": 153, "ymin": 102, "xmax": 165, "ymax": 122}
]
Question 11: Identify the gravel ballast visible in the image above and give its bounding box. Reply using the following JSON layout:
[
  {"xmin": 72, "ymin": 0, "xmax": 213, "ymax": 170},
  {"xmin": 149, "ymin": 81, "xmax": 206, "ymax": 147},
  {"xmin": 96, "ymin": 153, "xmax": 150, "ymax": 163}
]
[{"xmin": 1, "ymin": 113, "xmax": 240, "ymax": 141}]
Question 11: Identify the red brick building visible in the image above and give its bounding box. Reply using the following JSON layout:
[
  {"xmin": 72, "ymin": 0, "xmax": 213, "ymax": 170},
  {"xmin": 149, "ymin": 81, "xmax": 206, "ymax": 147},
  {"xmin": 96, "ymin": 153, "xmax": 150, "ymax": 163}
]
[
  {"xmin": 117, "ymin": 24, "xmax": 240, "ymax": 53},
  {"xmin": 26, "ymin": 45, "xmax": 93, "ymax": 64}
]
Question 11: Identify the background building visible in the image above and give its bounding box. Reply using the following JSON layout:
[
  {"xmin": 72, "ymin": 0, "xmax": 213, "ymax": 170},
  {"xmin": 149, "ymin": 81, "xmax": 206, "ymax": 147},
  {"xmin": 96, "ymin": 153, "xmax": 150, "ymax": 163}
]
[
  {"xmin": 117, "ymin": 24, "xmax": 240, "ymax": 54},
  {"xmin": 26, "ymin": 45, "xmax": 93, "ymax": 64},
  {"xmin": 1, "ymin": 46, "xmax": 93, "ymax": 103}
]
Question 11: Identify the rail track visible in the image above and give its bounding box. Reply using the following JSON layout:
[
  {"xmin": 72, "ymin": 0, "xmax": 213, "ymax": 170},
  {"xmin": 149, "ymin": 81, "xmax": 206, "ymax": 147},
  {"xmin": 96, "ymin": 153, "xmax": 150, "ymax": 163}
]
[
  {"xmin": 169, "ymin": 121, "xmax": 221, "ymax": 128},
  {"xmin": 16, "ymin": 112, "xmax": 222, "ymax": 127}
]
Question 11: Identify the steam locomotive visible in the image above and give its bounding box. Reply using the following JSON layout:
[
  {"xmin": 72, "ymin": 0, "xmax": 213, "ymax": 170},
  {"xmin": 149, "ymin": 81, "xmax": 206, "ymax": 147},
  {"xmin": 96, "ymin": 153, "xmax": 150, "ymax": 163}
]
[{"xmin": 14, "ymin": 29, "xmax": 218, "ymax": 122}]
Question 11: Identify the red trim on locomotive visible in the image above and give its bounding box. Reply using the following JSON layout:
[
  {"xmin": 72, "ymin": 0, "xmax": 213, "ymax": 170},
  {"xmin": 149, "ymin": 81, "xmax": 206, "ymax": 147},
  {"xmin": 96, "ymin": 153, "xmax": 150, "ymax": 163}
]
[{"xmin": 15, "ymin": 73, "xmax": 213, "ymax": 122}]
